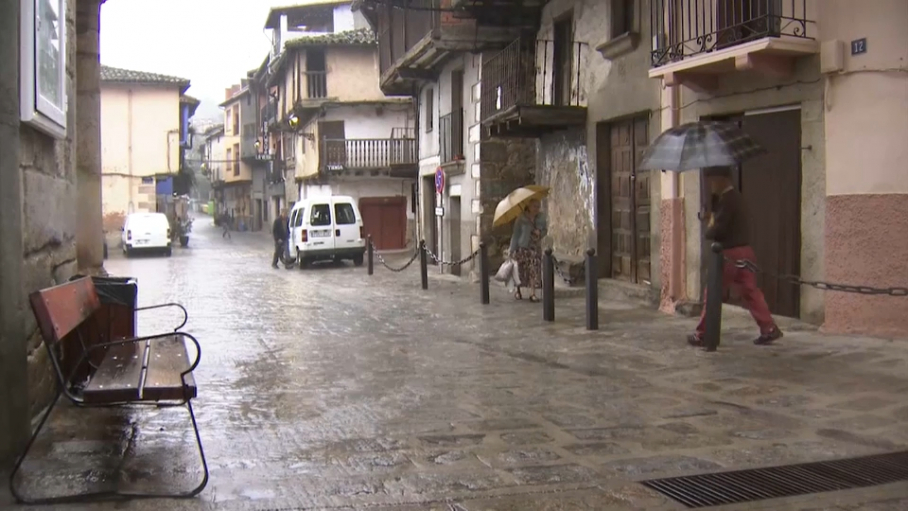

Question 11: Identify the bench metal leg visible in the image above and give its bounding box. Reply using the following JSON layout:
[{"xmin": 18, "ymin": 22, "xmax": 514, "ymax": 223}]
[
  {"xmin": 8, "ymin": 389, "xmax": 63, "ymax": 504},
  {"xmin": 8, "ymin": 397, "xmax": 209, "ymax": 504}
]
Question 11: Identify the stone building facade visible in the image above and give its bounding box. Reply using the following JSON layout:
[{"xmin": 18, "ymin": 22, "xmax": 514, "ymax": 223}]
[{"xmin": 1, "ymin": 0, "xmax": 106, "ymax": 464}]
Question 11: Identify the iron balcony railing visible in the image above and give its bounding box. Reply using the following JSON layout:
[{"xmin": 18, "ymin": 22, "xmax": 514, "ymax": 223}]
[
  {"xmin": 305, "ymin": 71, "xmax": 328, "ymax": 99},
  {"xmin": 650, "ymin": 0, "xmax": 814, "ymax": 67},
  {"xmin": 321, "ymin": 138, "xmax": 417, "ymax": 171},
  {"xmin": 481, "ymin": 37, "xmax": 585, "ymax": 124},
  {"xmin": 439, "ymin": 110, "xmax": 464, "ymax": 163}
]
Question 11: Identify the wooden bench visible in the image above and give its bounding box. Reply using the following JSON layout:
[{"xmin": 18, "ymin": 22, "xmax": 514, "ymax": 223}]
[{"xmin": 9, "ymin": 277, "xmax": 208, "ymax": 504}]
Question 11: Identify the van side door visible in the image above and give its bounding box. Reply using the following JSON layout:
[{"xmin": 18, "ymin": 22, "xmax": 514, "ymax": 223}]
[{"xmin": 332, "ymin": 199, "xmax": 362, "ymax": 253}]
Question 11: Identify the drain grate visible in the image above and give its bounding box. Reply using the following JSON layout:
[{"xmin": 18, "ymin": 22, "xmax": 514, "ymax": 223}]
[{"xmin": 641, "ymin": 450, "xmax": 908, "ymax": 508}]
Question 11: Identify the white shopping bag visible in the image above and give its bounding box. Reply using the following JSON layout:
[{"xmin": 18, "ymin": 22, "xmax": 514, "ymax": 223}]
[
  {"xmin": 495, "ymin": 259, "xmax": 522, "ymax": 292},
  {"xmin": 494, "ymin": 259, "xmax": 514, "ymax": 282}
]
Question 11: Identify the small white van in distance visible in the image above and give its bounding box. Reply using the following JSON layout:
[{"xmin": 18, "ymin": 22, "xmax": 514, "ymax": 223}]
[
  {"xmin": 289, "ymin": 196, "xmax": 366, "ymax": 267},
  {"xmin": 121, "ymin": 212, "xmax": 172, "ymax": 257}
]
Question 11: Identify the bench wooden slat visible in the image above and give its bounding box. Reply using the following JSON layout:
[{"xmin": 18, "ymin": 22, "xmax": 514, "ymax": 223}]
[
  {"xmin": 29, "ymin": 277, "xmax": 102, "ymax": 344},
  {"xmin": 82, "ymin": 342, "xmax": 146, "ymax": 403},
  {"xmin": 143, "ymin": 336, "xmax": 197, "ymax": 401}
]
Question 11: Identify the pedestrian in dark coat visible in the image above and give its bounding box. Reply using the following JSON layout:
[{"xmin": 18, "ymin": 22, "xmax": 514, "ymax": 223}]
[
  {"xmin": 689, "ymin": 167, "xmax": 783, "ymax": 347},
  {"xmin": 272, "ymin": 209, "xmax": 289, "ymax": 268}
]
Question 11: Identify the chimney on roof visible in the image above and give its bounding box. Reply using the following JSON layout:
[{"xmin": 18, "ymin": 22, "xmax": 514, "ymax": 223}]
[{"xmin": 279, "ymin": 14, "xmax": 288, "ymax": 53}]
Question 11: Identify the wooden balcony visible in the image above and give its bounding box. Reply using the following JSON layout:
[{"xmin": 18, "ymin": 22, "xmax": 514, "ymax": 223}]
[
  {"xmin": 321, "ymin": 138, "xmax": 418, "ymax": 178},
  {"xmin": 648, "ymin": 0, "xmax": 818, "ymax": 92},
  {"xmin": 360, "ymin": 0, "xmax": 524, "ymax": 96},
  {"xmin": 451, "ymin": 0, "xmax": 549, "ymax": 27},
  {"xmin": 481, "ymin": 38, "xmax": 588, "ymax": 138}
]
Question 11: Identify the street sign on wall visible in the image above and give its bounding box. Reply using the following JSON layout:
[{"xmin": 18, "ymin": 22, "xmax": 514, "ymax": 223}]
[{"xmin": 434, "ymin": 166, "xmax": 445, "ymax": 194}]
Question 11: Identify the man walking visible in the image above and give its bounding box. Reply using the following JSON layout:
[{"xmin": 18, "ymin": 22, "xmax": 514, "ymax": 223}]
[
  {"xmin": 272, "ymin": 208, "xmax": 289, "ymax": 269},
  {"xmin": 688, "ymin": 167, "xmax": 783, "ymax": 347},
  {"xmin": 220, "ymin": 212, "xmax": 232, "ymax": 239}
]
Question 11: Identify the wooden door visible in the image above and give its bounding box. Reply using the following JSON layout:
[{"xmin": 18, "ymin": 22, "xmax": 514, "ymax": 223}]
[
  {"xmin": 360, "ymin": 197, "xmax": 407, "ymax": 250},
  {"xmin": 449, "ymin": 196, "xmax": 462, "ymax": 276},
  {"xmin": 609, "ymin": 117, "xmax": 651, "ymax": 284},
  {"xmin": 552, "ymin": 17, "xmax": 573, "ymax": 107},
  {"xmin": 319, "ymin": 121, "xmax": 346, "ymax": 169},
  {"xmin": 450, "ymin": 70, "xmax": 464, "ymax": 159},
  {"xmin": 742, "ymin": 109, "xmax": 801, "ymax": 317},
  {"xmin": 699, "ymin": 109, "xmax": 801, "ymax": 318},
  {"xmin": 716, "ymin": 0, "xmax": 782, "ymax": 49}
]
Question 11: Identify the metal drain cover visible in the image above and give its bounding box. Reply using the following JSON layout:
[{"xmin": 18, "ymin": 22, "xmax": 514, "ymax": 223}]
[{"xmin": 641, "ymin": 450, "xmax": 908, "ymax": 508}]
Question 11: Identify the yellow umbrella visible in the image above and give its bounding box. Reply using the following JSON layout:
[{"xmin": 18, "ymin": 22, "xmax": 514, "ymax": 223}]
[{"xmin": 492, "ymin": 185, "xmax": 549, "ymax": 228}]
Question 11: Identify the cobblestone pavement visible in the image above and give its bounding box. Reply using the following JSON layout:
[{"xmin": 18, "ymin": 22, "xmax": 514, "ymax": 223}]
[{"xmin": 3, "ymin": 220, "xmax": 908, "ymax": 511}]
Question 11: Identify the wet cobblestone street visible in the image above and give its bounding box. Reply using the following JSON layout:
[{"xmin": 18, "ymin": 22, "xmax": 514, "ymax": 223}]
[{"xmin": 3, "ymin": 220, "xmax": 908, "ymax": 510}]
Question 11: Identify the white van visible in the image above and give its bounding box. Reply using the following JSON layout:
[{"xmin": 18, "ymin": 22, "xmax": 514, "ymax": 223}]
[
  {"xmin": 289, "ymin": 196, "xmax": 366, "ymax": 267},
  {"xmin": 122, "ymin": 212, "xmax": 172, "ymax": 257}
]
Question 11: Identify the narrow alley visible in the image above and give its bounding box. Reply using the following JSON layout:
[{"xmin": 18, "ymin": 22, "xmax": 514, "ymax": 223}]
[{"xmin": 3, "ymin": 220, "xmax": 907, "ymax": 511}]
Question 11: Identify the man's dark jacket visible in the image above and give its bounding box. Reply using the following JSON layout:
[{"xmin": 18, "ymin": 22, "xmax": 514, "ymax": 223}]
[
  {"xmin": 272, "ymin": 217, "xmax": 289, "ymax": 241},
  {"xmin": 706, "ymin": 188, "xmax": 749, "ymax": 249}
]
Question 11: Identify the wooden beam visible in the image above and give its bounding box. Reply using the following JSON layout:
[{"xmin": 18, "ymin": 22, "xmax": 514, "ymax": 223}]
[
  {"xmin": 664, "ymin": 71, "xmax": 718, "ymax": 94},
  {"xmin": 735, "ymin": 53, "xmax": 794, "ymax": 79},
  {"xmin": 396, "ymin": 67, "xmax": 435, "ymax": 81}
]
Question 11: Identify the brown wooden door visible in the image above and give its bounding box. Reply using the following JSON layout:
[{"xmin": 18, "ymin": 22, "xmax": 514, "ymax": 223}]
[
  {"xmin": 610, "ymin": 117, "xmax": 651, "ymax": 284},
  {"xmin": 552, "ymin": 17, "xmax": 573, "ymax": 107},
  {"xmin": 700, "ymin": 109, "xmax": 801, "ymax": 318},
  {"xmin": 360, "ymin": 197, "xmax": 407, "ymax": 250},
  {"xmin": 742, "ymin": 109, "xmax": 801, "ymax": 317}
]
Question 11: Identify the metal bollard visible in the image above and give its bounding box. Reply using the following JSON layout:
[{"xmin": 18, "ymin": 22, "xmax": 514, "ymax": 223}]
[
  {"xmin": 479, "ymin": 242, "xmax": 490, "ymax": 305},
  {"xmin": 585, "ymin": 248, "xmax": 599, "ymax": 330},
  {"xmin": 367, "ymin": 235, "xmax": 374, "ymax": 276},
  {"xmin": 542, "ymin": 248, "xmax": 555, "ymax": 322},
  {"xmin": 704, "ymin": 242, "xmax": 724, "ymax": 352},
  {"xmin": 419, "ymin": 239, "xmax": 429, "ymax": 290}
]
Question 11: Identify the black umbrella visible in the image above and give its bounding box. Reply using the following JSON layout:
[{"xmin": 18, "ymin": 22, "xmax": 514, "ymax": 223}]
[{"xmin": 638, "ymin": 121, "xmax": 766, "ymax": 172}]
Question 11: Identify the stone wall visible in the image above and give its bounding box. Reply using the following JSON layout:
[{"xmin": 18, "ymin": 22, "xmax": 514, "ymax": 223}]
[
  {"xmin": 21, "ymin": 0, "xmax": 80, "ymax": 418},
  {"xmin": 479, "ymin": 137, "xmax": 536, "ymax": 265},
  {"xmin": 536, "ymin": 128, "xmax": 594, "ymax": 258},
  {"xmin": 1, "ymin": 0, "xmax": 79, "ymax": 464},
  {"xmin": 0, "ymin": 0, "xmax": 27, "ymax": 465}
]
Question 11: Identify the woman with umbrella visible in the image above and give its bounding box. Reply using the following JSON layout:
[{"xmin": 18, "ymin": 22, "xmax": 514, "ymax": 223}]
[{"xmin": 495, "ymin": 186, "xmax": 549, "ymax": 302}]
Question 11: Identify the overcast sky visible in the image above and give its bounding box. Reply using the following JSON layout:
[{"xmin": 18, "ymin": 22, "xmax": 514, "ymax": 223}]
[{"xmin": 100, "ymin": 0, "xmax": 300, "ymax": 120}]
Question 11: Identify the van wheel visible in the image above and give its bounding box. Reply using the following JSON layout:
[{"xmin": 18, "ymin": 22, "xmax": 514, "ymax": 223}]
[
  {"xmin": 165, "ymin": 247, "xmax": 172, "ymax": 257},
  {"xmin": 353, "ymin": 255, "xmax": 364, "ymax": 267}
]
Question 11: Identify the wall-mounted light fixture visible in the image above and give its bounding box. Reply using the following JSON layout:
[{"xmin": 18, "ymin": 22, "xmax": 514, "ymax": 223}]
[{"xmin": 288, "ymin": 113, "xmax": 299, "ymax": 127}]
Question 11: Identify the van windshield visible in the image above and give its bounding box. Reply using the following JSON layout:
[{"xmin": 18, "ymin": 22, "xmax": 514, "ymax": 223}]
[
  {"xmin": 310, "ymin": 204, "xmax": 331, "ymax": 226},
  {"xmin": 334, "ymin": 203, "xmax": 356, "ymax": 225}
]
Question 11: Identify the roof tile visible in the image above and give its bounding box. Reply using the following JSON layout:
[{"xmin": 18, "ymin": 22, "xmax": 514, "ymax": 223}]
[
  {"xmin": 284, "ymin": 27, "xmax": 376, "ymax": 49},
  {"xmin": 100, "ymin": 65, "xmax": 190, "ymax": 87}
]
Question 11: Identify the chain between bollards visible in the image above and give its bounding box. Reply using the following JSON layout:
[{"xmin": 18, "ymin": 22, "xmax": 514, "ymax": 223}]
[
  {"xmin": 419, "ymin": 240, "xmax": 429, "ymax": 290},
  {"xmin": 585, "ymin": 248, "xmax": 598, "ymax": 330},
  {"xmin": 704, "ymin": 242, "xmax": 724, "ymax": 352},
  {"xmin": 367, "ymin": 235, "xmax": 374, "ymax": 276},
  {"xmin": 479, "ymin": 242, "xmax": 490, "ymax": 305},
  {"xmin": 542, "ymin": 248, "xmax": 555, "ymax": 322}
]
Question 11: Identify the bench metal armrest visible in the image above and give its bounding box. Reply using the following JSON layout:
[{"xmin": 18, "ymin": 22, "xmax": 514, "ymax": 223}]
[
  {"xmin": 83, "ymin": 331, "xmax": 202, "ymax": 377},
  {"xmin": 135, "ymin": 302, "xmax": 188, "ymax": 331}
]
